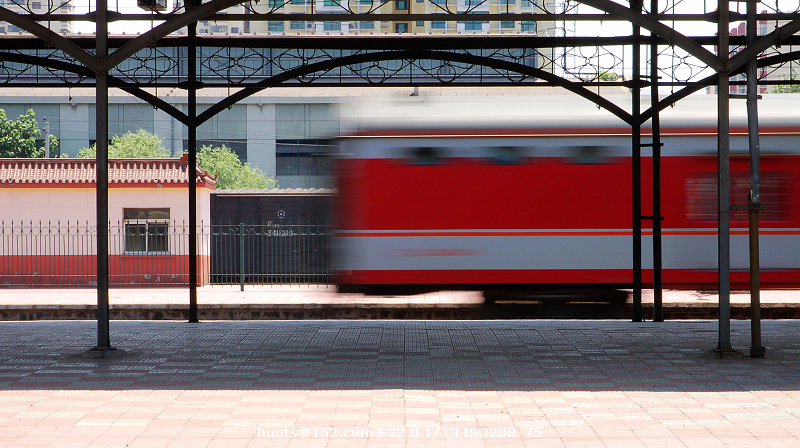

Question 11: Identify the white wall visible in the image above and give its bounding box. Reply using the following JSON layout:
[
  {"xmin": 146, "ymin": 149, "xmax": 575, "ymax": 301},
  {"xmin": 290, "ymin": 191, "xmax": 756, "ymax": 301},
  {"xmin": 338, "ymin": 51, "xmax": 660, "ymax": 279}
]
[{"xmin": 0, "ymin": 185, "xmax": 213, "ymax": 255}]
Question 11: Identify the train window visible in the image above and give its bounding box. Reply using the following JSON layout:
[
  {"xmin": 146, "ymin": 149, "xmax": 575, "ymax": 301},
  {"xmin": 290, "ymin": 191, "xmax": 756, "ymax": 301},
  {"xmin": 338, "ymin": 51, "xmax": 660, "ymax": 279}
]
[
  {"xmin": 408, "ymin": 147, "xmax": 444, "ymax": 165},
  {"xmin": 571, "ymin": 146, "xmax": 608, "ymax": 164},
  {"xmin": 685, "ymin": 172, "xmax": 788, "ymax": 222},
  {"xmin": 488, "ymin": 146, "xmax": 522, "ymax": 164}
]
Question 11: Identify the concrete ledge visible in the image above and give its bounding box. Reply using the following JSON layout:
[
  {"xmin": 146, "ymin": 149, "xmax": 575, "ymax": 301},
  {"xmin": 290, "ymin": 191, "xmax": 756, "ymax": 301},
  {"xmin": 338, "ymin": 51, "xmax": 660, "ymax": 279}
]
[{"xmin": 1, "ymin": 302, "xmax": 798, "ymax": 320}]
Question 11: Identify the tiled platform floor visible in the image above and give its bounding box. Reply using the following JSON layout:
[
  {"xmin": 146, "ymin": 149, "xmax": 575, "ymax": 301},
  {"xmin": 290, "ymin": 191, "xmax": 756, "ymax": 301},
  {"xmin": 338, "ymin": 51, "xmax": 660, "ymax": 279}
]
[{"xmin": 1, "ymin": 319, "xmax": 800, "ymax": 447}]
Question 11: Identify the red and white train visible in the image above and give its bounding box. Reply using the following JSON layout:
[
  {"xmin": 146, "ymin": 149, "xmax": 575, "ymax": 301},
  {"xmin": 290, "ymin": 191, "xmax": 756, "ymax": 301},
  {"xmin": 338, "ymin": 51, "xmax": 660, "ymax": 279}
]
[{"xmin": 332, "ymin": 96, "xmax": 800, "ymax": 294}]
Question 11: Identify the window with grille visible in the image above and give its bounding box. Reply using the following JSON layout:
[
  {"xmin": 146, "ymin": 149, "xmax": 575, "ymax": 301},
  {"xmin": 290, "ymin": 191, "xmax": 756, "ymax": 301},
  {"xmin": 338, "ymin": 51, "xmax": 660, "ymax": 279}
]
[
  {"xmin": 460, "ymin": 12, "xmax": 487, "ymax": 31},
  {"xmin": 324, "ymin": 20, "xmax": 342, "ymax": 31},
  {"xmin": 124, "ymin": 208, "xmax": 170, "ymax": 254},
  {"xmin": 276, "ymin": 139, "xmax": 335, "ymax": 175}
]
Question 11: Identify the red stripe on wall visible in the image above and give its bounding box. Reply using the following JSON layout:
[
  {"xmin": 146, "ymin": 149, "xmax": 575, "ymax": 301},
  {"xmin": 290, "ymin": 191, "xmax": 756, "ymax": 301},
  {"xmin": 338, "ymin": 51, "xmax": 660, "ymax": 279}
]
[{"xmin": 0, "ymin": 255, "xmax": 211, "ymax": 286}]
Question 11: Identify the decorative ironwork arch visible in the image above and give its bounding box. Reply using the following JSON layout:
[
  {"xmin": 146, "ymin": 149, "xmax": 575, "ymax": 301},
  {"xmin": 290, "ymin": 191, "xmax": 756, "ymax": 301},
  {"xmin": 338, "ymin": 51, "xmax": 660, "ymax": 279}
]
[{"xmin": 197, "ymin": 49, "xmax": 634, "ymax": 125}]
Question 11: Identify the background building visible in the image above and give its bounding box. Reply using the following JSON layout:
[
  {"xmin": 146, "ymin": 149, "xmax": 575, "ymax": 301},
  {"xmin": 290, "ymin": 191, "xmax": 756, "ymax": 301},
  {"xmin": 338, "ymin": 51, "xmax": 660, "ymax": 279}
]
[
  {"xmin": 246, "ymin": 0, "xmax": 557, "ymax": 37},
  {"xmin": 0, "ymin": 85, "xmax": 632, "ymax": 189},
  {"xmin": 712, "ymin": 12, "xmax": 797, "ymax": 94},
  {"xmin": 0, "ymin": 0, "xmax": 74, "ymax": 34}
]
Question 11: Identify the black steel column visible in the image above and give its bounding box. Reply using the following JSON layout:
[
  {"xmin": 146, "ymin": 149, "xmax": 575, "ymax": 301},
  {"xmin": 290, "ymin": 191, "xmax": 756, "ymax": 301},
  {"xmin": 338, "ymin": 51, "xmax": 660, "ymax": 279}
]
[
  {"xmin": 746, "ymin": 0, "xmax": 764, "ymax": 358},
  {"xmin": 650, "ymin": 0, "xmax": 663, "ymax": 322},
  {"xmin": 188, "ymin": 11, "xmax": 199, "ymax": 324},
  {"xmin": 717, "ymin": 0, "xmax": 732, "ymax": 352},
  {"xmin": 95, "ymin": 0, "xmax": 112, "ymax": 350},
  {"xmin": 631, "ymin": 0, "xmax": 643, "ymax": 322}
]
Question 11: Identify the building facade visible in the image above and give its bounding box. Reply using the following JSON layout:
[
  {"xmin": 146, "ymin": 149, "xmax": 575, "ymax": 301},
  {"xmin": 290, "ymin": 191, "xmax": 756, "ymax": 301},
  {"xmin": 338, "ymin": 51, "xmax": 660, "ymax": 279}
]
[
  {"xmin": 0, "ymin": 156, "xmax": 216, "ymax": 285},
  {"xmin": 0, "ymin": 0, "xmax": 74, "ymax": 34},
  {"xmin": 0, "ymin": 85, "xmax": 634, "ymax": 190},
  {"xmin": 713, "ymin": 13, "xmax": 796, "ymax": 95},
  {"xmin": 245, "ymin": 0, "xmax": 556, "ymax": 36},
  {"xmin": 0, "ymin": 89, "xmax": 344, "ymax": 188}
]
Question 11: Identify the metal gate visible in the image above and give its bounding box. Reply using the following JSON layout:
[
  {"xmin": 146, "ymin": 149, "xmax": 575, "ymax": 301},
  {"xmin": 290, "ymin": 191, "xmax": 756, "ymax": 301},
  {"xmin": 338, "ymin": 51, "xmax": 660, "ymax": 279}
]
[{"xmin": 209, "ymin": 220, "xmax": 332, "ymax": 286}]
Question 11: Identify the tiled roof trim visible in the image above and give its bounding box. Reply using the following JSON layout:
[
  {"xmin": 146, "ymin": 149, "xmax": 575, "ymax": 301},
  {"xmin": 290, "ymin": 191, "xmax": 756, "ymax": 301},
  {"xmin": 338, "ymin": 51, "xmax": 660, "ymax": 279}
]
[{"xmin": 0, "ymin": 158, "xmax": 216, "ymax": 186}]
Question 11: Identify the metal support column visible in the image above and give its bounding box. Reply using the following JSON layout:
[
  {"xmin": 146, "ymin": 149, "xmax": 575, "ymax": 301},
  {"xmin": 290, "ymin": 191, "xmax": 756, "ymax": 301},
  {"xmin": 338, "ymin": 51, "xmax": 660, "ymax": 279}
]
[
  {"xmin": 650, "ymin": 0, "xmax": 663, "ymax": 322},
  {"xmin": 717, "ymin": 0, "xmax": 733, "ymax": 352},
  {"xmin": 188, "ymin": 12, "xmax": 199, "ymax": 324},
  {"xmin": 94, "ymin": 0, "xmax": 113, "ymax": 351},
  {"xmin": 746, "ymin": 0, "xmax": 765, "ymax": 358},
  {"xmin": 631, "ymin": 0, "xmax": 644, "ymax": 322}
]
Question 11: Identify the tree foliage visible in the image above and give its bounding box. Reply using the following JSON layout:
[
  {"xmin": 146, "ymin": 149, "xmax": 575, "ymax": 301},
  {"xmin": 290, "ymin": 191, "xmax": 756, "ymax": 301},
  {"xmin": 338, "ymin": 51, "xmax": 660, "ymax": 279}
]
[
  {"xmin": 77, "ymin": 129, "xmax": 277, "ymax": 190},
  {"xmin": 768, "ymin": 70, "xmax": 800, "ymax": 93},
  {"xmin": 0, "ymin": 109, "xmax": 60, "ymax": 158},
  {"xmin": 598, "ymin": 71, "xmax": 619, "ymax": 81},
  {"xmin": 197, "ymin": 144, "xmax": 278, "ymax": 190},
  {"xmin": 77, "ymin": 129, "xmax": 171, "ymax": 158}
]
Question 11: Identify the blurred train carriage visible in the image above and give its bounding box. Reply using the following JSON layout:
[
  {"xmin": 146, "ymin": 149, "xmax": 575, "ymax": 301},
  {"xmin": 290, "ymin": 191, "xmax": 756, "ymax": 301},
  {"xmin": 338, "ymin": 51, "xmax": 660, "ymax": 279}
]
[{"xmin": 332, "ymin": 96, "xmax": 800, "ymax": 295}]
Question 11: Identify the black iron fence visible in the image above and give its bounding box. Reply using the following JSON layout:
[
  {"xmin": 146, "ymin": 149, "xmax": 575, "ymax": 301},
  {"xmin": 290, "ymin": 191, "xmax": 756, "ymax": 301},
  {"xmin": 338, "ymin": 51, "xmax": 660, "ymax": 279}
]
[
  {"xmin": 0, "ymin": 220, "xmax": 332, "ymax": 287},
  {"xmin": 210, "ymin": 220, "xmax": 332, "ymax": 287}
]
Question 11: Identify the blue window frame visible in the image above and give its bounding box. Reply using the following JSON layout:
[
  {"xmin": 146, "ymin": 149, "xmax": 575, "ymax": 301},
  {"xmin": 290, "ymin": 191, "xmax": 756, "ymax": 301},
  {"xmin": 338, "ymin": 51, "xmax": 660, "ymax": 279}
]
[{"xmin": 521, "ymin": 21, "xmax": 536, "ymax": 32}]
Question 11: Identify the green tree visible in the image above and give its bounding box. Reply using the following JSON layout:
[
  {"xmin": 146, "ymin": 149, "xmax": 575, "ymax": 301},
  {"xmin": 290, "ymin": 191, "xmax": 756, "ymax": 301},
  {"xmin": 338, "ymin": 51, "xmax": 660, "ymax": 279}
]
[
  {"xmin": 77, "ymin": 129, "xmax": 277, "ymax": 190},
  {"xmin": 77, "ymin": 129, "xmax": 171, "ymax": 158},
  {"xmin": 197, "ymin": 144, "xmax": 278, "ymax": 190},
  {"xmin": 0, "ymin": 109, "xmax": 60, "ymax": 158},
  {"xmin": 768, "ymin": 70, "xmax": 800, "ymax": 93},
  {"xmin": 598, "ymin": 71, "xmax": 619, "ymax": 81}
]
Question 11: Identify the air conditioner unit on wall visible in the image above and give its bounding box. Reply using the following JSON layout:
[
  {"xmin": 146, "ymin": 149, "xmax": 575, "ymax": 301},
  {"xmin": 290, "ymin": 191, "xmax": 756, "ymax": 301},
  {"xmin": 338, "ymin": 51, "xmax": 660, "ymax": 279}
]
[
  {"xmin": 137, "ymin": 0, "xmax": 166, "ymax": 11},
  {"xmin": 306, "ymin": 22, "xmax": 315, "ymax": 29}
]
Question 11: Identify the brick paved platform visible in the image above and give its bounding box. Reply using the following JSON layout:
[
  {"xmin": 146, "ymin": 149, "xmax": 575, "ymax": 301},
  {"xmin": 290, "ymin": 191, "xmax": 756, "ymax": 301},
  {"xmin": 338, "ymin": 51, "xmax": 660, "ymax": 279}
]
[
  {"xmin": 1, "ymin": 286, "xmax": 799, "ymax": 320},
  {"xmin": 1, "ymin": 319, "xmax": 799, "ymax": 447}
]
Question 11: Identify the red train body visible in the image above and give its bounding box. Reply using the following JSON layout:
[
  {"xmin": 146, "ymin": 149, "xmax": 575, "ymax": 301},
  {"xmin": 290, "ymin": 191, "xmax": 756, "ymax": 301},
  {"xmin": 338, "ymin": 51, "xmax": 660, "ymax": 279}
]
[{"xmin": 333, "ymin": 103, "xmax": 800, "ymax": 293}]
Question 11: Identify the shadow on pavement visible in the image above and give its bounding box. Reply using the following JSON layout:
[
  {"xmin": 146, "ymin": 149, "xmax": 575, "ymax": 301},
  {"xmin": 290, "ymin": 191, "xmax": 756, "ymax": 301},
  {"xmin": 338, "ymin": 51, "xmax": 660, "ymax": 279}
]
[{"xmin": 1, "ymin": 320, "xmax": 798, "ymax": 393}]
